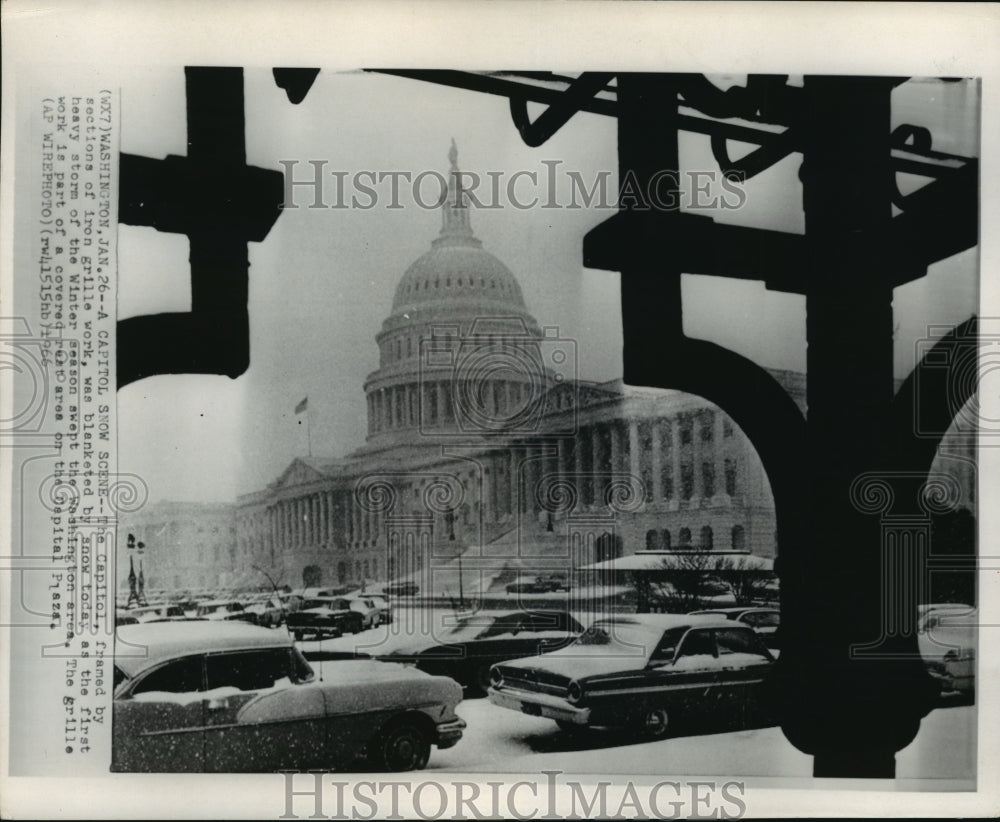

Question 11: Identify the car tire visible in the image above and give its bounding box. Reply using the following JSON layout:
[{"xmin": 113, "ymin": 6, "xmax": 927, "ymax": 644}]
[
  {"xmin": 369, "ymin": 720, "xmax": 431, "ymax": 772},
  {"xmin": 635, "ymin": 707, "xmax": 671, "ymax": 740},
  {"xmin": 293, "ymin": 630, "xmax": 304, "ymax": 641}
]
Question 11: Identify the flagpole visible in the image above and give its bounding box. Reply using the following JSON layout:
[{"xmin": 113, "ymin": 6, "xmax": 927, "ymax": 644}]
[{"xmin": 307, "ymin": 406, "xmax": 312, "ymax": 457}]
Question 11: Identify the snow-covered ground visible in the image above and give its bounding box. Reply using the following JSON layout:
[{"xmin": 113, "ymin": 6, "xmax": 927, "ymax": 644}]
[
  {"xmin": 295, "ymin": 605, "xmax": 976, "ymax": 782},
  {"xmin": 429, "ymin": 698, "xmax": 975, "ymax": 781}
]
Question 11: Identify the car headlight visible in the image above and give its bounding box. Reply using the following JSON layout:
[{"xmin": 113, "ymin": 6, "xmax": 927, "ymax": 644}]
[
  {"xmin": 490, "ymin": 667, "xmax": 503, "ymax": 688},
  {"xmin": 567, "ymin": 680, "xmax": 583, "ymax": 704}
]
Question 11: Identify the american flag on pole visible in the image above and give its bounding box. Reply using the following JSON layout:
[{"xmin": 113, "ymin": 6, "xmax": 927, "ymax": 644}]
[{"xmin": 294, "ymin": 396, "xmax": 308, "ymax": 415}]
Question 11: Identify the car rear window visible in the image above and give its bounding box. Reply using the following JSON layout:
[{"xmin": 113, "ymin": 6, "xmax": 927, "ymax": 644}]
[
  {"xmin": 742, "ymin": 611, "xmax": 779, "ymax": 628},
  {"xmin": 716, "ymin": 627, "xmax": 770, "ymax": 659},
  {"xmin": 132, "ymin": 656, "xmax": 204, "ymax": 695},
  {"xmin": 206, "ymin": 649, "xmax": 293, "ymax": 692}
]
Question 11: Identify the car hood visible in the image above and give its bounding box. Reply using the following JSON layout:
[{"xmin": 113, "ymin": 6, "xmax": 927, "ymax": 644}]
[{"xmin": 500, "ymin": 644, "xmax": 647, "ymax": 680}]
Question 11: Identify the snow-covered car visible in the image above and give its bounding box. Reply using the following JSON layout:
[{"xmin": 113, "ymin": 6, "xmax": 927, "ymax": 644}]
[
  {"xmin": 349, "ymin": 595, "xmax": 392, "ymax": 628},
  {"xmin": 917, "ymin": 604, "xmax": 976, "ymax": 699},
  {"xmin": 122, "ymin": 604, "xmax": 188, "ymax": 623},
  {"xmin": 196, "ymin": 599, "xmax": 258, "ymax": 624},
  {"xmin": 381, "ymin": 610, "xmax": 584, "ymax": 695},
  {"xmin": 383, "ymin": 581, "xmax": 419, "ymax": 597},
  {"xmin": 689, "ymin": 607, "xmax": 781, "ymax": 649},
  {"xmin": 286, "ymin": 597, "xmax": 364, "ymax": 640},
  {"xmin": 505, "ymin": 575, "xmax": 571, "ymax": 594},
  {"xmin": 489, "ymin": 614, "xmax": 775, "ymax": 738},
  {"xmin": 244, "ymin": 594, "xmax": 285, "ymax": 628},
  {"xmin": 112, "ymin": 622, "xmax": 465, "ymax": 772}
]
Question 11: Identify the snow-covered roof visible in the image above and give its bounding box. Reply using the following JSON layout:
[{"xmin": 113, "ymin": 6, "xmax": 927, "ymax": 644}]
[
  {"xmin": 595, "ymin": 613, "xmax": 735, "ymax": 631},
  {"xmin": 578, "ymin": 552, "xmax": 774, "ymax": 572},
  {"xmin": 115, "ymin": 622, "xmax": 291, "ymax": 678}
]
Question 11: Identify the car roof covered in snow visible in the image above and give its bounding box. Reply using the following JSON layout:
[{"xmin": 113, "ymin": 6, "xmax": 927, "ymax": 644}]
[
  {"xmin": 115, "ymin": 621, "xmax": 291, "ymax": 678},
  {"xmin": 689, "ymin": 607, "xmax": 779, "ymax": 616},
  {"xmin": 593, "ymin": 613, "xmax": 737, "ymax": 631}
]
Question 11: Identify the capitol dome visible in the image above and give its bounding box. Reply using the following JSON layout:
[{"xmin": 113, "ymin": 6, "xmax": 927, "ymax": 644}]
[
  {"xmin": 362, "ymin": 141, "xmax": 548, "ymax": 444},
  {"xmin": 391, "ymin": 241, "xmax": 528, "ymax": 315},
  {"xmin": 388, "ymin": 141, "xmax": 530, "ymax": 318}
]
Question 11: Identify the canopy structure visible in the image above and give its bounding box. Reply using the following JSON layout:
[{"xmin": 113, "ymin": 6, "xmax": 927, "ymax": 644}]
[{"xmin": 577, "ymin": 552, "xmax": 774, "ymax": 572}]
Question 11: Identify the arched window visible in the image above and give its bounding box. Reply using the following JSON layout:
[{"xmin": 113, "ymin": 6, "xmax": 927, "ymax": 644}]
[
  {"xmin": 661, "ymin": 529, "xmax": 671, "ymax": 550},
  {"xmin": 700, "ymin": 526, "xmax": 714, "ymax": 550},
  {"xmin": 731, "ymin": 525, "xmax": 746, "ymax": 552},
  {"xmin": 645, "ymin": 529, "xmax": 661, "ymax": 551},
  {"xmin": 679, "ymin": 527, "xmax": 692, "ymax": 546}
]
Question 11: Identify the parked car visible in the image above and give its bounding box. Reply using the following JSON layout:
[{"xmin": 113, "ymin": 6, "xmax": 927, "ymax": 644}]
[
  {"xmin": 112, "ymin": 622, "xmax": 465, "ymax": 772},
  {"xmin": 506, "ymin": 574, "xmax": 571, "ymax": 594},
  {"xmin": 489, "ymin": 614, "xmax": 775, "ymax": 737},
  {"xmin": 689, "ymin": 607, "xmax": 781, "ymax": 649},
  {"xmin": 121, "ymin": 604, "xmax": 188, "ymax": 623},
  {"xmin": 196, "ymin": 600, "xmax": 258, "ymax": 624},
  {"xmin": 917, "ymin": 604, "xmax": 976, "ymax": 699},
  {"xmin": 244, "ymin": 594, "xmax": 286, "ymax": 628},
  {"xmin": 381, "ymin": 610, "xmax": 585, "ymax": 695},
  {"xmin": 383, "ymin": 581, "xmax": 419, "ymax": 597},
  {"xmin": 286, "ymin": 597, "xmax": 365, "ymax": 640},
  {"xmin": 115, "ymin": 609, "xmax": 140, "ymax": 627},
  {"xmin": 348, "ymin": 595, "xmax": 392, "ymax": 628}
]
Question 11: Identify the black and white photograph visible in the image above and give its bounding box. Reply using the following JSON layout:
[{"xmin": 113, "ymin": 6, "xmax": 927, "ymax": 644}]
[{"xmin": 2, "ymin": 2, "xmax": 998, "ymax": 819}]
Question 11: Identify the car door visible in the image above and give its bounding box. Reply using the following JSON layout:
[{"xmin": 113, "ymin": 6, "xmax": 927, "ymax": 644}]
[
  {"xmin": 201, "ymin": 648, "xmax": 326, "ymax": 772},
  {"xmin": 112, "ymin": 655, "xmax": 206, "ymax": 772},
  {"xmin": 669, "ymin": 628, "xmax": 728, "ymax": 716},
  {"xmin": 713, "ymin": 626, "xmax": 774, "ymax": 718}
]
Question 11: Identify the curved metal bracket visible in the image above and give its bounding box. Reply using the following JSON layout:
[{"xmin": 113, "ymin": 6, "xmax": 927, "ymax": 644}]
[
  {"xmin": 509, "ymin": 72, "xmax": 615, "ymax": 147},
  {"xmin": 710, "ymin": 127, "xmax": 797, "ymax": 181},
  {"xmin": 891, "ymin": 124, "xmax": 935, "ymax": 209}
]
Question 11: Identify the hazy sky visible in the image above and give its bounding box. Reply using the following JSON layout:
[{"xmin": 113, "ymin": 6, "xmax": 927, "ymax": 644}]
[{"xmin": 116, "ymin": 71, "xmax": 979, "ymax": 503}]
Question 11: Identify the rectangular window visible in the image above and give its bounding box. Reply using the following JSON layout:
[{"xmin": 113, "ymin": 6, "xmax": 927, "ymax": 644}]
[
  {"xmin": 725, "ymin": 458, "xmax": 738, "ymax": 496},
  {"xmin": 723, "ymin": 417, "xmax": 734, "ymax": 438},
  {"xmin": 679, "ymin": 416, "xmax": 693, "ymax": 445},
  {"xmin": 660, "ymin": 466, "xmax": 673, "ymax": 500},
  {"xmin": 702, "ymin": 462, "xmax": 715, "ymax": 497},
  {"xmin": 700, "ymin": 411, "xmax": 714, "ymax": 442},
  {"xmin": 681, "ymin": 463, "xmax": 694, "ymax": 500}
]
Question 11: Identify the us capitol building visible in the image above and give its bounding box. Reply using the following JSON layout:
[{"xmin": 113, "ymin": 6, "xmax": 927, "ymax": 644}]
[{"xmin": 121, "ymin": 146, "xmax": 975, "ymax": 595}]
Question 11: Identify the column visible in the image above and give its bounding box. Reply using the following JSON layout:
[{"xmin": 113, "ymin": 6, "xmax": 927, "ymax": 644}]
[
  {"xmin": 609, "ymin": 421, "xmax": 621, "ymax": 475},
  {"xmin": 651, "ymin": 420, "xmax": 662, "ymax": 500},
  {"xmin": 312, "ymin": 494, "xmax": 319, "ymax": 544},
  {"xmin": 671, "ymin": 417, "xmax": 682, "ymax": 505},
  {"xmin": 591, "ymin": 425, "xmax": 602, "ymax": 507},
  {"xmin": 628, "ymin": 419, "xmax": 640, "ymax": 480},
  {"xmin": 507, "ymin": 448, "xmax": 517, "ymax": 516},
  {"xmin": 715, "ymin": 411, "xmax": 727, "ymax": 500},
  {"xmin": 352, "ymin": 496, "xmax": 360, "ymax": 545},
  {"xmin": 693, "ymin": 413, "xmax": 704, "ymax": 500}
]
